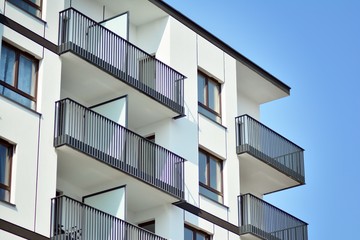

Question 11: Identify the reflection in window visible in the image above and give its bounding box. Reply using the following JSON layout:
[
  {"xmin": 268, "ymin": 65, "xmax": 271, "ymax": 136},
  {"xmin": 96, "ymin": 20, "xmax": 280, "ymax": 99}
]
[
  {"xmin": 0, "ymin": 42, "xmax": 38, "ymax": 109},
  {"xmin": 7, "ymin": 0, "xmax": 42, "ymax": 18},
  {"xmin": 0, "ymin": 139, "xmax": 13, "ymax": 202},
  {"xmin": 198, "ymin": 72, "xmax": 221, "ymax": 123},
  {"xmin": 199, "ymin": 149, "xmax": 223, "ymax": 203}
]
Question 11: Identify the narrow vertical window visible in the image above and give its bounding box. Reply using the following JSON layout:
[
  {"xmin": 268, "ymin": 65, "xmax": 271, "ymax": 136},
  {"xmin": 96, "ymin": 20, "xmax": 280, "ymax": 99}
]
[
  {"xmin": 198, "ymin": 71, "xmax": 221, "ymax": 123},
  {"xmin": 199, "ymin": 149, "xmax": 223, "ymax": 203},
  {"xmin": 0, "ymin": 139, "xmax": 13, "ymax": 202},
  {"xmin": 0, "ymin": 42, "xmax": 38, "ymax": 109}
]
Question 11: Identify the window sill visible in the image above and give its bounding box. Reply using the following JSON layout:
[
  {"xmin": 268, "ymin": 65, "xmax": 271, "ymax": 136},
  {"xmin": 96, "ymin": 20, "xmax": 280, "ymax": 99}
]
[
  {"xmin": 0, "ymin": 95, "xmax": 41, "ymax": 117},
  {"xmin": 0, "ymin": 199, "xmax": 16, "ymax": 208},
  {"xmin": 198, "ymin": 112, "xmax": 227, "ymax": 130},
  {"xmin": 5, "ymin": 1, "xmax": 46, "ymax": 24},
  {"xmin": 199, "ymin": 193, "xmax": 229, "ymax": 209}
]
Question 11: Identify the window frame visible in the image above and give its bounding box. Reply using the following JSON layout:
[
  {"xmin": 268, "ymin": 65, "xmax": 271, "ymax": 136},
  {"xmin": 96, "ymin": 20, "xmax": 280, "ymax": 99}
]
[
  {"xmin": 0, "ymin": 138, "xmax": 13, "ymax": 203},
  {"xmin": 198, "ymin": 149, "xmax": 223, "ymax": 203},
  {"xmin": 198, "ymin": 71, "xmax": 222, "ymax": 123},
  {"xmin": 184, "ymin": 225, "xmax": 210, "ymax": 240},
  {"xmin": 7, "ymin": 0, "xmax": 42, "ymax": 18},
  {"xmin": 0, "ymin": 42, "xmax": 39, "ymax": 109}
]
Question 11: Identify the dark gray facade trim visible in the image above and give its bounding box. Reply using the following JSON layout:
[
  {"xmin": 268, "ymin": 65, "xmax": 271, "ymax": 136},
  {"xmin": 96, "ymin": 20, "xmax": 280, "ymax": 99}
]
[
  {"xmin": 0, "ymin": 13, "xmax": 58, "ymax": 54},
  {"xmin": 0, "ymin": 218, "xmax": 49, "ymax": 240},
  {"xmin": 149, "ymin": 0, "xmax": 291, "ymax": 94},
  {"xmin": 173, "ymin": 200, "xmax": 239, "ymax": 235}
]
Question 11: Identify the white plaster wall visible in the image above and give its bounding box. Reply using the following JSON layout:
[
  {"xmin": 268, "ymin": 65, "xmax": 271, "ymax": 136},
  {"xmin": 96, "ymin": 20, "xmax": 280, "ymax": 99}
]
[
  {"xmin": 0, "ymin": 230, "xmax": 27, "ymax": 240},
  {"xmin": 223, "ymin": 53, "xmax": 241, "ymax": 226},
  {"xmin": 198, "ymin": 114, "xmax": 227, "ymax": 158},
  {"xmin": 90, "ymin": 97, "xmax": 127, "ymax": 127},
  {"xmin": 197, "ymin": 35, "xmax": 225, "ymax": 82},
  {"xmin": 136, "ymin": 17, "xmax": 168, "ymax": 55},
  {"xmin": 167, "ymin": 17, "xmax": 199, "ymax": 208},
  {"xmin": 237, "ymin": 93, "xmax": 260, "ymax": 120},
  {"xmin": 0, "ymin": 98, "xmax": 40, "ymax": 231},
  {"xmin": 130, "ymin": 204, "xmax": 183, "ymax": 240},
  {"xmin": 3, "ymin": 1, "xmax": 45, "ymax": 36},
  {"xmin": 101, "ymin": 12, "xmax": 128, "ymax": 40},
  {"xmin": 34, "ymin": 49, "xmax": 62, "ymax": 236}
]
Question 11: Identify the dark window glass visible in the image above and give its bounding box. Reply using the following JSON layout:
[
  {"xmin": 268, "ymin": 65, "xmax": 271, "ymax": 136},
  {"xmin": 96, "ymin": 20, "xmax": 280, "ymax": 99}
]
[
  {"xmin": 0, "ymin": 139, "xmax": 13, "ymax": 202},
  {"xmin": 197, "ymin": 72, "xmax": 221, "ymax": 123},
  {"xmin": 139, "ymin": 220, "xmax": 155, "ymax": 233},
  {"xmin": 7, "ymin": 0, "xmax": 42, "ymax": 18},
  {"xmin": 0, "ymin": 43, "xmax": 38, "ymax": 109},
  {"xmin": 198, "ymin": 149, "xmax": 223, "ymax": 203},
  {"xmin": 184, "ymin": 225, "xmax": 210, "ymax": 240}
]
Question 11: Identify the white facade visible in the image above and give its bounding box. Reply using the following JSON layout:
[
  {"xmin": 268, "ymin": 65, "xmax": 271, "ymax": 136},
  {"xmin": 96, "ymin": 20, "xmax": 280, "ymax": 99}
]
[{"xmin": 0, "ymin": 1, "xmax": 307, "ymax": 240}]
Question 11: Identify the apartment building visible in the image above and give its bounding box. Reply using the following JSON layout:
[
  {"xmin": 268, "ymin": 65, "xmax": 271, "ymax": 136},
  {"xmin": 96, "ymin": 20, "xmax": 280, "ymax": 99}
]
[{"xmin": 0, "ymin": 0, "xmax": 308, "ymax": 239}]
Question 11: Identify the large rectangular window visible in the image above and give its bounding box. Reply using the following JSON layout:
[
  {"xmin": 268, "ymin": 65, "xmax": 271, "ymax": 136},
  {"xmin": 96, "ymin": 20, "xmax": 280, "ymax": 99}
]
[
  {"xmin": 0, "ymin": 139, "xmax": 13, "ymax": 202},
  {"xmin": 198, "ymin": 71, "xmax": 221, "ymax": 123},
  {"xmin": 7, "ymin": 0, "xmax": 42, "ymax": 18},
  {"xmin": 0, "ymin": 42, "xmax": 38, "ymax": 109},
  {"xmin": 184, "ymin": 225, "xmax": 210, "ymax": 240},
  {"xmin": 199, "ymin": 149, "xmax": 223, "ymax": 203}
]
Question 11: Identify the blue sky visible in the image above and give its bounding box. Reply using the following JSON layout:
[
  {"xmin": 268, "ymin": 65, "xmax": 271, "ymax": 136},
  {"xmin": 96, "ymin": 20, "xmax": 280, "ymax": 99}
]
[{"xmin": 164, "ymin": 1, "xmax": 360, "ymax": 239}]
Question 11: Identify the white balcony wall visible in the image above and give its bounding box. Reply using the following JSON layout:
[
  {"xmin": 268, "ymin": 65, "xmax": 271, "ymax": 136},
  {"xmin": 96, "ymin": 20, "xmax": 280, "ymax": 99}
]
[
  {"xmin": 223, "ymin": 53, "xmax": 241, "ymax": 226},
  {"xmin": 35, "ymin": 49, "xmax": 62, "ymax": 236}
]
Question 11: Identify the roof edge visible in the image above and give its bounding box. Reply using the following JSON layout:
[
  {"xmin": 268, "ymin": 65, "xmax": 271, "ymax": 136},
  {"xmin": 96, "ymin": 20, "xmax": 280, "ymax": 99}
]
[{"xmin": 148, "ymin": 0, "xmax": 291, "ymax": 95}]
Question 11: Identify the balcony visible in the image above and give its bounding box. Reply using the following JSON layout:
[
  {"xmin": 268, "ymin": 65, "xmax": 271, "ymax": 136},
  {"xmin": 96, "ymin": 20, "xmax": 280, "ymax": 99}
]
[
  {"xmin": 54, "ymin": 98, "xmax": 184, "ymax": 200},
  {"xmin": 239, "ymin": 194, "xmax": 308, "ymax": 240},
  {"xmin": 58, "ymin": 8, "xmax": 185, "ymax": 126},
  {"xmin": 236, "ymin": 115, "xmax": 305, "ymax": 194},
  {"xmin": 51, "ymin": 195, "xmax": 167, "ymax": 240}
]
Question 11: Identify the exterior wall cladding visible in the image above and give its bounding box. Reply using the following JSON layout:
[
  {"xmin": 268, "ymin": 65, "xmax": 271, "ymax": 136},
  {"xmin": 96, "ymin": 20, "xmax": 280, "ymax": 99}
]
[{"xmin": 0, "ymin": 0, "xmax": 308, "ymax": 240}]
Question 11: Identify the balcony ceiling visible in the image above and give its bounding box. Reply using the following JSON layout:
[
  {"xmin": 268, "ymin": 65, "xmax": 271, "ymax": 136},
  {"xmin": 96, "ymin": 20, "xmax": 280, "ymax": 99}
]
[
  {"xmin": 60, "ymin": 53, "xmax": 178, "ymax": 130},
  {"xmin": 56, "ymin": 145, "xmax": 178, "ymax": 213},
  {"xmin": 239, "ymin": 153, "xmax": 300, "ymax": 195}
]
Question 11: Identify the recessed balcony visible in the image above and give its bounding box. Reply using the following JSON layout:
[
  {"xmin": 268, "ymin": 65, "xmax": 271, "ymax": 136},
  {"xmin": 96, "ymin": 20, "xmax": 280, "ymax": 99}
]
[
  {"xmin": 236, "ymin": 115, "xmax": 305, "ymax": 194},
  {"xmin": 54, "ymin": 98, "xmax": 185, "ymax": 200},
  {"xmin": 239, "ymin": 194, "xmax": 308, "ymax": 240},
  {"xmin": 51, "ymin": 195, "xmax": 167, "ymax": 240},
  {"xmin": 58, "ymin": 8, "xmax": 185, "ymax": 126}
]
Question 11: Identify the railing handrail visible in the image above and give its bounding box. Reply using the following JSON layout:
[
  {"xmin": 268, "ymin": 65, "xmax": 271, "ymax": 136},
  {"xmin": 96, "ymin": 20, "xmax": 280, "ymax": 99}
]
[
  {"xmin": 52, "ymin": 195, "xmax": 167, "ymax": 240},
  {"xmin": 56, "ymin": 98, "xmax": 186, "ymax": 161},
  {"xmin": 236, "ymin": 114, "xmax": 304, "ymax": 151},
  {"xmin": 59, "ymin": 7, "xmax": 186, "ymax": 79},
  {"xmin": 239, "ymin": 193, "xmax": 308, "ymax": 226}
]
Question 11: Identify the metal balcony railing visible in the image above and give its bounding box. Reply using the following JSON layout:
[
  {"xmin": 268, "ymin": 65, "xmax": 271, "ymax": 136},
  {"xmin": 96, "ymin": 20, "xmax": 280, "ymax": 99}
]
[
  {"xmin": 239, "ymin": 194, "xmax": 308, "ymax": 240},
  {"xmin": 235, "ymin": 115, "xmax": 305, "ymax": 184},
  {"xmin": 58, "ymin": 8, "xmax": 185, "ymax": 115},
  {"xmin": 51, "ymin": 195, "xmax": 167, "ymax": 240},
  {"xmin": 54, "ymin": 98, "xmax": 185, "ymax": 199}
]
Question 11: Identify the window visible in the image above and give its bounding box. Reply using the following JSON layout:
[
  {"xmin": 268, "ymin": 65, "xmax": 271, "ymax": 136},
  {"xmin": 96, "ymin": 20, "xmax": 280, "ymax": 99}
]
[
  {"xmin": 199, "ymin": 149, "xmax": 223, "ymax": 203},
  {"xmin": 138, "ymin": 220, "xmax": 155, "ymax": 233},
  {"xmin": 198, "ymin": 72, "xmax": 221, "ymax": 123},
  {"xmin": 184, "ymin": 225, "xmax": 210, "ymax": 240},
  {"xmin": 0, "ymin": 139, "xmax": 13, "ymax": 202},
  {"xmin": 0, "ymin": 42, "xmax": 38, "ymax": 109},
  {"xmin": 7, "ymin": 0, "xmax": 42, "ymax": 18}
]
